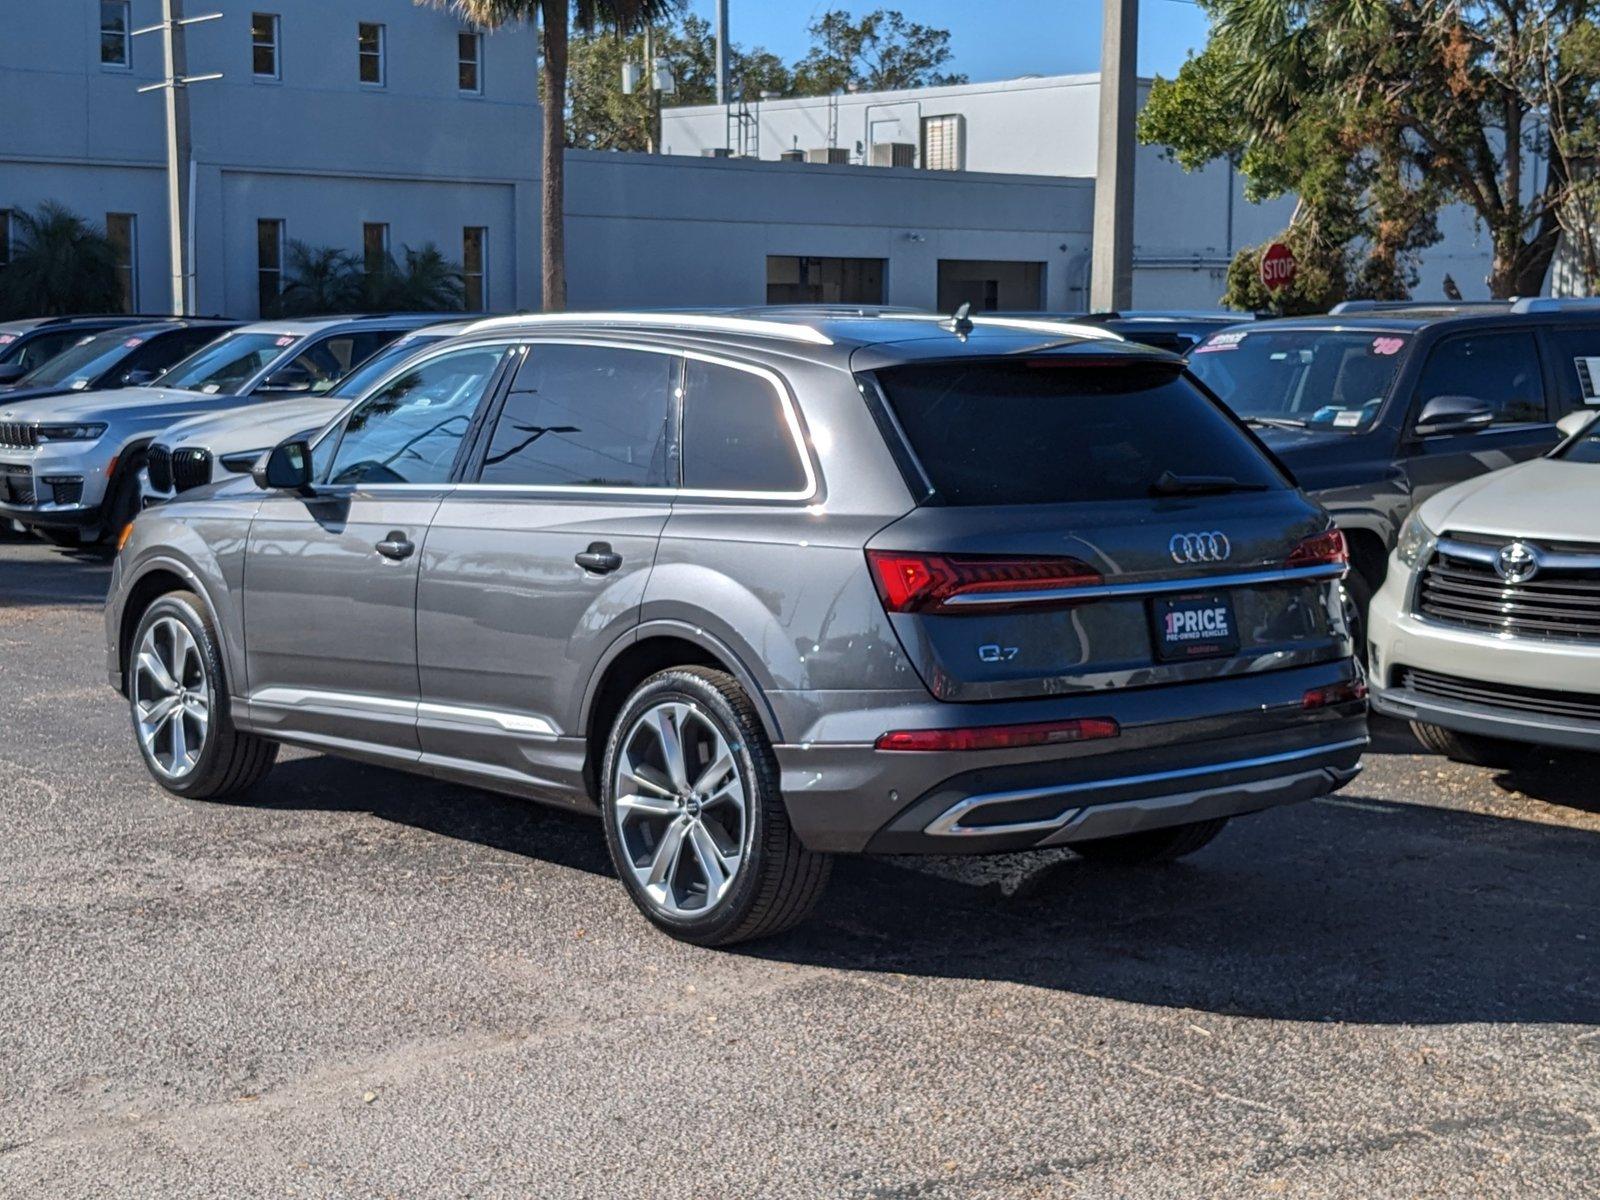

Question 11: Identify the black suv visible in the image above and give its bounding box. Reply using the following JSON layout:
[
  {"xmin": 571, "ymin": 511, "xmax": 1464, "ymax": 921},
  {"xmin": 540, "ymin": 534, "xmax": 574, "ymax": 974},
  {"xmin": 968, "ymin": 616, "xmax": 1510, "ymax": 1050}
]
[
  {"xmin": 1187, "ymin": 299, "xmax": 1600, "ymax": 634},
  {"xmin": 0, "ymin": 318, "xmax": 238, "ymax": 403},
  {"xmin": 0, "ymin": 315, "xmax": 177, "ymax": 383}
]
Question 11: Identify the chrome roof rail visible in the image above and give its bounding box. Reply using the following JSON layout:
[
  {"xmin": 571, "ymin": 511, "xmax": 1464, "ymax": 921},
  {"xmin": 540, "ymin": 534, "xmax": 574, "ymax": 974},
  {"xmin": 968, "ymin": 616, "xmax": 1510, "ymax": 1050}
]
[
  {"xmin": 459, "ymin": 311, "xmax": 835, "ymax": 346},
  {"xmin": 896, "ymin": 313, "xmax": 1125, "ymax": 340},
  {"xmin": 1510, "ymin": 296, "xmax": 1600, "ymax": 314}
]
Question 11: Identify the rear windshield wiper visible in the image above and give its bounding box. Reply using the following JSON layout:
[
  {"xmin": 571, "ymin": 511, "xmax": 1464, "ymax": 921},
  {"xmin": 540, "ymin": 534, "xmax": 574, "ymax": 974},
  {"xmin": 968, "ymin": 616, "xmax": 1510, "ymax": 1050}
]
[
  {"xmin": 1242, "ymin": 415, "xmax": 1307, "ymax": 430},
  {"xmin": 1149, "ymin": 471, "xmax": 1271, "ymax": 496}
]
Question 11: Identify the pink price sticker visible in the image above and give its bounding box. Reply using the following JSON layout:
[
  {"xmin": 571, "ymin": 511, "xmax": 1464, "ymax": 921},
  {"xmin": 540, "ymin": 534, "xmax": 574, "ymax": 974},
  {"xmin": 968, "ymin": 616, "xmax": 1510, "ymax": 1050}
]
[
  {"xmin": 0, "ymin": 334, "xmax": 15, "ymax": 345},
  {"xmin": 1371, "ymin": 336, "xmax": 1405, "ymax": 356},
  {"xmin": 123, "ymin": 337, "xmax": 145, "ymax": 348},
  {"xmin": 275, "ymin": 335, "xmax": 295, "ymax": 347}
]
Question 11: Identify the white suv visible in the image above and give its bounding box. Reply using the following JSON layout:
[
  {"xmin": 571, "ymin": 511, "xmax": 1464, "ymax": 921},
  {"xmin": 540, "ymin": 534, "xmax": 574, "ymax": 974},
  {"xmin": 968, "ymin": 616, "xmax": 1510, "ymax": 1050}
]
[{"xmin": 1368, "ymin": 411, "xmax": 1600, "ymax": 761}]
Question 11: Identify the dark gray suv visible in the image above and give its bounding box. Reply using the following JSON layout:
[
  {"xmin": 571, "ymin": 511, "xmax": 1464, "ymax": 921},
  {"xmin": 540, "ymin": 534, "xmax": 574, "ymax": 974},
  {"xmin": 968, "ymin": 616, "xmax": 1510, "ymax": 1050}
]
[{"xmin": 105, "ymin": 312, "xmax": 1367, "ymax": 945}]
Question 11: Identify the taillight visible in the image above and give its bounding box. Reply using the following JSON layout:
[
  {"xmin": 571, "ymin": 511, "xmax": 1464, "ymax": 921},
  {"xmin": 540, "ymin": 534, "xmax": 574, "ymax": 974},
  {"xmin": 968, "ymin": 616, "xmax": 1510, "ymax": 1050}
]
[
  {"xmin": 1287, "ymin": 528, "xmax": 1348, "ymax": 568},
  {"xmin": 1302, "ymin": 679, "xmax": 1368, "ymax": 710},
  {"xmin": 866, "ymin": 550, "xmax": 1102, "ymax": 614},
  {"xmin": 874, "ymin": 717, "xmax": 1120, "ymax": 752}
]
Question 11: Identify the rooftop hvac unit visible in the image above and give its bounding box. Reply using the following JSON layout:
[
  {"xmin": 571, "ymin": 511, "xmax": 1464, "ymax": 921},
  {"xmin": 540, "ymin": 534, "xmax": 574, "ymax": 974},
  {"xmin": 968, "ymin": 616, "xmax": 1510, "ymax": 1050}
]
[
  {"xmin": 804, "ymin": 147, "xmax": 850, "ymax": 164},
  {"xmin": 778, "ymin": 149, "xmax": 805, "ymax": 162},
  {"xmin": 702, "ymin": 147, "xmax": 734, "ymax": 158},
  {"xmin": 869, "ymin": 141, "xmax": 917, "ymax": 169}
]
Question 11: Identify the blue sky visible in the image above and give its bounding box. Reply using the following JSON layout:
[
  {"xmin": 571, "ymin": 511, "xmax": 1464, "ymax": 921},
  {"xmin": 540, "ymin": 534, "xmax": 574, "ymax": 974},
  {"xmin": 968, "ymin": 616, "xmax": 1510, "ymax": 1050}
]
[{"xmin": 681, "ymin": 0, "xmax": 1212, "ymax": 83}]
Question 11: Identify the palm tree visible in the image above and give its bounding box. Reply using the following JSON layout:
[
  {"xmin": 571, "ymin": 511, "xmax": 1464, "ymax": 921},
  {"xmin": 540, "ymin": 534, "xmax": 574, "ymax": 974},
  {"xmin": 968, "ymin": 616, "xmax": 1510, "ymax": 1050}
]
[
  {"xmin": 421, "ymin": 0, "xmax": 677, "ymax": 311},
  {"xmin": 0, "ymin": 202, "xmax": 122, "ymax": 319},
  {"xmin": 277, "ymin": 241, "xmax": 363, "ymax": 316},
  {"xmin": 362, "ymin": 243, "xmax": 467, "ymax": 311}
]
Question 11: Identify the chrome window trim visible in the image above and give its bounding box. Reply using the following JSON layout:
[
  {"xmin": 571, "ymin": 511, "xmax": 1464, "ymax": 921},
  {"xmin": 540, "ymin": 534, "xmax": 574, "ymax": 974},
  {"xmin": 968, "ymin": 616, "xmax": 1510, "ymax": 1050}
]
[
  {"xmin": 925, "ymin": 736, "xmax": 1369, "ymax": 837},
  {"xmin": 939, "ymin": 561, "xmax": 1345, "ymax": 607}
]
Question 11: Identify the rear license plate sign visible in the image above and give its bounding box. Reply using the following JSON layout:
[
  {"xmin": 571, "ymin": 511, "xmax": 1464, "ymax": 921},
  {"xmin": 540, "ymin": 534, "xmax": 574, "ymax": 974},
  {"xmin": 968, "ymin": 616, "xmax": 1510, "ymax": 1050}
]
[{"xmin": 1151, "ymin": 592, "xmax": 1239, "ymax": 661}]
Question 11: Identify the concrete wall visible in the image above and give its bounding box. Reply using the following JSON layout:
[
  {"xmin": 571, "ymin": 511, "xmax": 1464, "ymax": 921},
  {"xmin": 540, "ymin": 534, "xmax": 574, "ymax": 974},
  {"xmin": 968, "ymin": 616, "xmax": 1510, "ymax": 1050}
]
[
  {"xmin": 563, "ymin": 151, "xmax": 1095, "ymax": 311},
  {"xmin": 0, "ymin": 0, "xmax": 539, "ymax": 314}
]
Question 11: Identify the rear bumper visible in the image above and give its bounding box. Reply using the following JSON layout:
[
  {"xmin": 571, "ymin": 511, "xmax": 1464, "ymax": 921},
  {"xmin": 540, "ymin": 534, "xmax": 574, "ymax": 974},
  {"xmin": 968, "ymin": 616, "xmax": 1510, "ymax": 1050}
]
[{"xmin": 774, "ymin": 658, "xmax": 1367, "ymax": 854}]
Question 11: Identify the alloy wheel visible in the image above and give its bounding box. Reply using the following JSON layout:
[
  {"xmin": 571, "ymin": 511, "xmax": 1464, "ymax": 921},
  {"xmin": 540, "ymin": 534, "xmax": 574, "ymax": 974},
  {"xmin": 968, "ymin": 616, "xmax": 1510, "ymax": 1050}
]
[
  {"xmin": 133, "ymin": 617, "xmax": 209, "ymax": 779},
  {"xmin": 612, "ymin": 701, "xmax": 747, "ymax": 919}
]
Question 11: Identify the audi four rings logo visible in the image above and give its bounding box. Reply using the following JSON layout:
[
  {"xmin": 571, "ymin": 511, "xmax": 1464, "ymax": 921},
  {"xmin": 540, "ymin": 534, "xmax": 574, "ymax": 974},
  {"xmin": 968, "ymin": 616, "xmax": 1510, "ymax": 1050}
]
[{"xmin": 1169, "ymin": 531, "xmax": 1232, "ymax": 563}]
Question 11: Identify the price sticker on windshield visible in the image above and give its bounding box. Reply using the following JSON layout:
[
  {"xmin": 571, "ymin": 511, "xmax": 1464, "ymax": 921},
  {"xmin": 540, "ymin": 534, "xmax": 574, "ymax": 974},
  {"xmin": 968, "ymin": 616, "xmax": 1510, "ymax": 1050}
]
[
  {"xmin": 275, "ymin": 335, "xmax": 295, "ymax": 347},
  {"xmin": 1371, "ymin": 336, "xmax": 1405, "ymax": 356},
  {"xmin": 123, "ymin": 337, "xmax": 144, "ymax": 348},
  {"xmin": 0, "ymin": 334, "xmax": 17, "ymax": 345},
  {"xmin": 1194, "ymin": 332, "xmax": 1247, "ymax": 354}
]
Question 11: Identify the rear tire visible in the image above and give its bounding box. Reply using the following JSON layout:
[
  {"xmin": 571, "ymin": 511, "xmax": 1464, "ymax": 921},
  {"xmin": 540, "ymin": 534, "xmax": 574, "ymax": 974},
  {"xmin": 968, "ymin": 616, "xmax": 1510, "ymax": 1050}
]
[
  {"xmin": 128, "ymin": 590, "xmax": 277, "ymax": 799},
  {"xmin": 1065, "ymin": 817, "xmax": 1228, "ymax": 865},
  {"xmin": 1409, "ymin": 720, "xmax": 1531, "ymax": 768},
  {"xmin": 600, "ymin": 666, "xmax": 831, "ymax": 946},
  {"xmin": 1342, "ymin": 568, "xmax": 1373, "ymax": 665}
]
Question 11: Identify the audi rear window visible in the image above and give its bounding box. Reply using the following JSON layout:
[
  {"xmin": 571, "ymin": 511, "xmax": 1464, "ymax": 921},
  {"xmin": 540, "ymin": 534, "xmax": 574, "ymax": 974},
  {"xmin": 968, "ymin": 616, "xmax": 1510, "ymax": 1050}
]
[{"xmin": 873, "ymin": 359, "xmax": 1286, "ymax": 505}]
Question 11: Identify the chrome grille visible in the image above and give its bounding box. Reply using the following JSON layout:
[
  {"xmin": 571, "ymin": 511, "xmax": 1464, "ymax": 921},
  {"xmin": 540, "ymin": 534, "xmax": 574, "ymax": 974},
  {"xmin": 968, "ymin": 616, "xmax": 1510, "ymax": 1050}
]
[
  {"xmin": 146, "ymin": 444, "xmax": 172, "ymax": 493},
  {"xmin": 1417, "ymin": 537, "xmax": 1600, "ymax": 642},
  {"xmin": 0, "ymin": 421, "xmax": 39, "ymax": 449},
  {"xmin": 1400, "ymin": 667, "xmax": 1600, "ymax": 723},
  {"xmin": 171, "ymin": 447, "xmax": 212, "ymax": 492}
]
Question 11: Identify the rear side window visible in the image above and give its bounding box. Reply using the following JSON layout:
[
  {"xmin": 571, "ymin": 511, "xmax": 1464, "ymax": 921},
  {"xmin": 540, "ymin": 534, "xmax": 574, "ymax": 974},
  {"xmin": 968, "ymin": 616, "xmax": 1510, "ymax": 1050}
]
[
  {"xmin": 480, "ymin": 345, "xmax": 675, "ymax": 488},
  {"xmin": 874, "ymin": 360, "xmax": 1285, "ymax": 505},
  {"xmin": 1413, "ymin": 332, "xmax": 1546, "ymax": 425},
  {"xmin": 681, "ymin": 359, "xmax": 808, "ymax": 494}
]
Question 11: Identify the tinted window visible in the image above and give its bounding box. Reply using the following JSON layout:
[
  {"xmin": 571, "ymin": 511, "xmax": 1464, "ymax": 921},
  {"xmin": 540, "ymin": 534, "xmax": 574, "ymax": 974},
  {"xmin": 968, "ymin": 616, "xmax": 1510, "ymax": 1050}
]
[
  {"xmin": 326, "ymin": 333, "xmax": 448, "ymax": 399},
  {"xmin": 681, "ymin": 359, "xmax": 807, "ymax": 493},
  {"xmin": 9, "ymin": 329, "xmax": 95, "ymax": 373},
  {"xmin": 273, "ymin": 330, "xmax": 401, "ymax": 394},
  {"xmin": 16, "ymin": 330, "xmax": 133, "ymax": 388},
  {"xmin": 1559, "ymin": 418, "xmax": 1600, "ymax": 463},
  {"xmin": 123, "ymin": 327, "xmax": 228, "ymax": 378},
  {"xmin": 1543, "ymin": 327, "xmax": 1600, "ymax": 409},
  {"xmin": 1413, "ymin": 332, "xmax": 1545, "ymax": 425},
  {"xmin": 1189, "ymin": 329, "xmax": 1409, "ymax": 430},
  {"xmin": 480, "ymin": 345, "xmax": 674, "ymax": 488},
  {"xmin": 875, "ymin": 360, "xmax": 1285, "ymax": 505},
  {"xmin": 326, "ymin": 346, "xmax": 504, "ymax": 485}
]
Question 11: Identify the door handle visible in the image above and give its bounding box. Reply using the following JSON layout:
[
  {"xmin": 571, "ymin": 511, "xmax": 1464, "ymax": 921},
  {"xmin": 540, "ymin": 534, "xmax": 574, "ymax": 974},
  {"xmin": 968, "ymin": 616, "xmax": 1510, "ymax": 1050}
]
[
  {"xmin": 575, "ymin": 542, "xmax": 623, "ymax": 574},
  {"xmin": 375, "ymin": 531, "xmax": 415, "ymax": 560}
]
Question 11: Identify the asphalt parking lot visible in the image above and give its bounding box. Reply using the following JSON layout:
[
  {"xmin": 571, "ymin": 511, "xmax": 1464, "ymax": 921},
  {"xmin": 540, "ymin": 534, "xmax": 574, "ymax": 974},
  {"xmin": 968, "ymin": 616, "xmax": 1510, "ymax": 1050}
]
[{"xmin": 1, "ymin": 533, "xmax": 1596, "ymax": 1199}]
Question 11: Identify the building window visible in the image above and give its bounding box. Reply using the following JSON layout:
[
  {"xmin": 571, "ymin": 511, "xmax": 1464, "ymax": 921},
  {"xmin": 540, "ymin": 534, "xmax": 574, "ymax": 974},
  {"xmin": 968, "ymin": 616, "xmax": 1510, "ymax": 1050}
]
[
  {"xmin": 458, "ymin": 31, "xmax": 483, "ymax": 94},
  {"xmin": 106, "ymin": 213, "xmax": 138, "ymax": 313},
  {"xmin": 251, "ymin": 13, "xmax": 280, "ymax": 79},
  {"xmin": 765, "ymin": 256, "xmax": 886, "ymax": 305},
  {"xmin": 462, "ymin": 227, "xmax": 487, "ymax": 311},
  {"xmin": 358, "ymin": 23, "xmax": 386, "ymax": 86},
  {"xmin": 362, "ymin": 222, "xmax": 390, "ymax": 273},
  {"xmin": 936, "ymin": 259, "xmax": 1045, "ymax": 312},
  {"xmin": 257, "ymin": 218, "xmax": 285, "ymax": 317},
  {"xmin": 101, "ymin": 1, "xmax": 132, "ymax": 69},
  {"xmin": 921, "ymin": 114, "xmax": 965, "ymax": 171}
]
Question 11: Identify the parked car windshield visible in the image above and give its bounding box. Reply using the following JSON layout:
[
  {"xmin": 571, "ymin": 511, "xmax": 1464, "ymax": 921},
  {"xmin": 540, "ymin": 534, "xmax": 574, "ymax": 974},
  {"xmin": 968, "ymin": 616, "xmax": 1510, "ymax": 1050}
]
[
  {"xmin": 160, "ymin": 331, "xmax": 294, "ymax": 395},
  {"xmin": 1188, "ymin": 328, "xmax": 1410, "ymax": 431},
  {"xmin": 873, "ymin": 359, "xmax": 1286, "ymax": 505},
  {"xmin": 15, "ymin": 329, "xmax": 142, "ymax": 389}
]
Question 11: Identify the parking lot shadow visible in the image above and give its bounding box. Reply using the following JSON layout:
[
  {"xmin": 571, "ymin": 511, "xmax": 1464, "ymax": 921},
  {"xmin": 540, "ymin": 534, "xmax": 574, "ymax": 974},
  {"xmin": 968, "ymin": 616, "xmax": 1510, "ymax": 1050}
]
[
  {"xmin": 251, "ymin": 753, "xmax": 1598, "ymax": 1029},
  {"xmin": 0, "ymin": 542, "xmax": 113, "ymax": 607}
]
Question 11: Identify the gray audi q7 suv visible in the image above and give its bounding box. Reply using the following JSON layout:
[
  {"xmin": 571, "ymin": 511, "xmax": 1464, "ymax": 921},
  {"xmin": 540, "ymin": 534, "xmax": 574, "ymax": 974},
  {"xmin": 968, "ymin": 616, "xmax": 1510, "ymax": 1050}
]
[{"xmin": 105, "ymin": 311, "xmax": 1367, "ymax": 945}]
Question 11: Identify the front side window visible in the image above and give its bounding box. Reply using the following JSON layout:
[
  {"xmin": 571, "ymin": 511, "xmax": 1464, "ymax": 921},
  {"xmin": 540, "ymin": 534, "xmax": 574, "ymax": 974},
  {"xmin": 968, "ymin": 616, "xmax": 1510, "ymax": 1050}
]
[
  {"xmin": 252, "ymin": 13, "xmax": 281, "ymax": 79},
  {"xmin": 101, "ymin": 1, "xmax": 131, "ymax": 68},
  {"xmin": 458, "ymin": 31, "xmax": 483, "ymax": 94},
  {"xmin": 326, "ymin": 346, "xmax": 505, "ymax": 485},
  {"xmin": 162, "ymin": 331, "xmax": 293, "ymax": 395},
  {"xmin": 1190, "ymin": 328, "xmax": 1410, "ymax": 431},
  {"xmin": 358, "ymin": 22, "xmax": 386, "ymax": 86},
  {"xmin": 275, "ymin": 330, "xmax": 402, "ymax": 394},
  {"xmin": 257, "ymin": 218, "xmax": 284, "ymax": 316},
  {"xmin": 875, "ymin": 359, "xmax": 1286, "ymax": 506},
  {"xmin": 479, "ymin": 345, "xmax": 675, "ymax": 488},
  {"xmin": 1413, "ymin": 331, "xmax": 1546, "ymax": 426},
  {"xmin": 681, "ymin": 359, "xmax": 808, "ymax": 494},
  {"xmin": 106, "ymin": 213, "xmax": 137, "ymax": 313}
]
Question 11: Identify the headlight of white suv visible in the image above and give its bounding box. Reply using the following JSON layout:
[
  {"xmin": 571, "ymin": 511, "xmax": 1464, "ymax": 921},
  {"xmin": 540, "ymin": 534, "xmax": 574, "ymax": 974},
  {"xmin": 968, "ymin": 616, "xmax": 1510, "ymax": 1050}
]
[
  {"xmin": 1395, "ymin": 510, "xmax": 1436, "ymax": 570},
  {"xmin": 35, "ymin": 423, "xmax": 108, "ymax": 442}
]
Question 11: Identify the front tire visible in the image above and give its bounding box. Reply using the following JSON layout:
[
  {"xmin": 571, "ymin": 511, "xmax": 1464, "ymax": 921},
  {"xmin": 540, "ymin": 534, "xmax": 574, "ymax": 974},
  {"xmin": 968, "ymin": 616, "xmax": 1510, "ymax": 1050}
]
[
  {"xmin": 128, "ymin": 590, "xmax": 277, "ymax": 799},
  {"xmin": 1065, "ymin": 817, "xmax": 1229, "ymax": 865},
  {"xmin": 1409, "ymin": 721, "xmax": 1530, "ymax": 768},
  {"xmin": 600, "ymin": 667, "xmax": 830, "ymax": 946}
]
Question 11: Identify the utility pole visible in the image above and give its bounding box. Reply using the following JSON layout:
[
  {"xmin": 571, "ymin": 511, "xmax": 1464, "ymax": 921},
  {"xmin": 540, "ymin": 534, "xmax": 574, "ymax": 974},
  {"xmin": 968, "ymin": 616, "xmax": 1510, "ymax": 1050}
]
[
  {"xmin": 1090, "ymin": 0, "xmax": 1137, "ymax": 312},
  {"xmin": 644, "ymin": 25, "xmax": 659, "ymax": 153},
  {"xmin": 134, "ymin": 3, "xmax": 221, "ymax": 314},
  {"xmin": 715, "ymin": 0, "xmax": 729, "ymax": 106}
]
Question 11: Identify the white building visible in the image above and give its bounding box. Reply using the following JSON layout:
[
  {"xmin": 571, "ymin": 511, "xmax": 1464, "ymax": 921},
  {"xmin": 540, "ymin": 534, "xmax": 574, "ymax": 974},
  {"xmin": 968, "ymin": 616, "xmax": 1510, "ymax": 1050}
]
[
  {"xmin": 0, "ymin": 1, "xmax": 540, "ymax": 315},
  {"xmin": 662, "ymin": 73, "xmax": 1502, "ymax": 307}
]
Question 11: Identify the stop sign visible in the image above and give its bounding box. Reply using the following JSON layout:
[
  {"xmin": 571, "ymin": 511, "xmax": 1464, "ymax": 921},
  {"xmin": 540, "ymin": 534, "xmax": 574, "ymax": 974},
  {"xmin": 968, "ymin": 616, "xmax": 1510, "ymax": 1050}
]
[{"xmin": 1260, "ymin": 242, "xmax": 1297, "ymax": 292}]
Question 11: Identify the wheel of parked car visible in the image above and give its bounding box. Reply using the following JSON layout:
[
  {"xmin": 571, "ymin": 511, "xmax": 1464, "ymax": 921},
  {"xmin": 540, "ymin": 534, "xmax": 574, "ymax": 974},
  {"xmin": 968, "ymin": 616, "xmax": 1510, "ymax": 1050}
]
[
  {"xmin": 1065, "ymin": 818, "xmax": 1229, "ymax": 865},
  {"xmin": 1408, "ymin": 721, "xmax": 1532, "ymax": 769},
  {"xmin": 600, "ymin": 667, "xmax": 831, "ymax": 946},
  {"xmin": 128, "ymin": 591, "xmax": 277, "ymax": 799}
]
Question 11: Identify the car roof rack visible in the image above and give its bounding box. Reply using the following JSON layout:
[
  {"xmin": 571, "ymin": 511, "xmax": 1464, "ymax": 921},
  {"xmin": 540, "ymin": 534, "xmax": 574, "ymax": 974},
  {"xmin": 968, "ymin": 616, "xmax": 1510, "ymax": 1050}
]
[
  {"xmin": 894, "ymin": 313, "xmax": 1124, "ymax": 340},
  {"xmin": 461, "ymin": 311, "xmax": 837, "ymax": 346},
  {"xmin": 1509, "ymin": 296, "xmax": 1600, "ymax": 314},
  {"xmin": 1327, "ymin": 299, "xmax": 1510, "ymax": 315}
]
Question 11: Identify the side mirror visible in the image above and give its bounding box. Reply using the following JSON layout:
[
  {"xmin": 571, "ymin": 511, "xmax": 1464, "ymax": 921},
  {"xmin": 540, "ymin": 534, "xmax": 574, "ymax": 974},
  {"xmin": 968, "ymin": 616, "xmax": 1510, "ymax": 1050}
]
[
  {"xmin": 121, "ymin": 368, "xmax": 158, "ymax": 387},
  {"xmin": 1557, "ymin": 410, "xmax": 1596, "ymax": 439},
  {"xmin": 1414, "ymin": 394, "xmax": 1494, "ymax": 436},
  {"xmin": 251, "ymin": 438, "xmax": 312, "ymax": 491},
  {"xmin": 0, "ymin": 363, "xmax": 28, "ymax": 385},
  {"xmin": 259, "ymin": 364, "xmax": 313, "ymax": 394}
]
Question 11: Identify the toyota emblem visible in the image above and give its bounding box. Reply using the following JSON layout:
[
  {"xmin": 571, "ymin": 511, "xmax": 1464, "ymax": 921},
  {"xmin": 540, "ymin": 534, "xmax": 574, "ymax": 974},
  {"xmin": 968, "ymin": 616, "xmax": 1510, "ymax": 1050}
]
[
  {"xmin": 1169, "ymin": 531, "xmax": 1232, "ymax": 564},
  {"xmin": 1493, "ymin": 541, "xmax": 1540, "ymax": 584}
]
